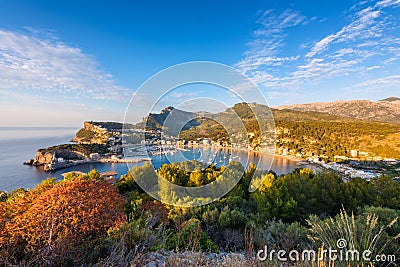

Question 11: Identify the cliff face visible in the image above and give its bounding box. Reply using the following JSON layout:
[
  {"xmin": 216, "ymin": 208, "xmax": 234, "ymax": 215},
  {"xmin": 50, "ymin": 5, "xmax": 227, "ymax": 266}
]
[
  {"xmin": 71, "ymin": 121, "xmax": 115, "ymax": 144},
  {"xmin": 32, "ymin": 149, "xmax": 84, "ymax": 166},
  {"xmin": 83, "ymin": 121, "xmax": 107, "ymax": 135},
  {"xmin": 32, "ymin": 151, "xmax": 54, "ymax": 165},
  {"xmin": 141, "ymin": 107, "xmax": 200, "ymax": 135}
]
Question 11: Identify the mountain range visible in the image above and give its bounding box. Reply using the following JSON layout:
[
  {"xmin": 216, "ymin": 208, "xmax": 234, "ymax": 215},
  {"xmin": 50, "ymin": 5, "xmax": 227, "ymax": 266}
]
[
  {"xmin": 71, "ymin": 98, "xmax": 400, "ymax": 160},
  {"xmin": 137, "ymin": 99, "xmax": 400, "ymax": 159},
  {"xmin": 277, "ymin": 97, "xmax": 400, "ymax": 124},
  {"xmin": 135, "ymin": 106, "xmax": 200, "ymax": 136}
]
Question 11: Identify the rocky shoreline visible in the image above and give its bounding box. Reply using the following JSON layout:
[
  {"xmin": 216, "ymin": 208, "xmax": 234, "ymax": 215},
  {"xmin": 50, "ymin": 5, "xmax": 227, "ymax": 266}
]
[
  {"xmin": 24, "ymin": 156, "xmax": 153, "ymax": 172},
  {"xmin": 24, "ymin": 149, "xmax": 153, "ymax": 172},
  {"xmin": 100, "ymin": 157, "xmax": 152, "ymax": 163}
]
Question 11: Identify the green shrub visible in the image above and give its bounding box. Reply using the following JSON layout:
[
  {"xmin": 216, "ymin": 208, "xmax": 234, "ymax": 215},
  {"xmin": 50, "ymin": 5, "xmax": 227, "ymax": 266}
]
[
  {"xmin": 76, "ymin": 129, "xmax": 96, "ymax": 140},
  {"xmin": 307, "ymin": 209, "xmax": 399, "ymax": 266},
  {"xmin": 219, "ymin": 206, "xmax": 247, "ymax": 229},
  {"xmin": 168, "ymin": 218, "xmax": 218, "ymax": 252}
]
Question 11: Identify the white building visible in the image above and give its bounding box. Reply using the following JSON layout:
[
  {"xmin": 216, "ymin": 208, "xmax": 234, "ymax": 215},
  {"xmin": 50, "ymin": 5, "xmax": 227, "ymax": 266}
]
[
  {"xmin": 89, "ymin": 153, "xmax": 100, "ymax": 160},
  {"xmin": 350, "ymin": 150, "xmax": 359, "ymax": 158},
  {"xmin": 202, "ymin": 138, "xmax": 211, "ymax": 145}
]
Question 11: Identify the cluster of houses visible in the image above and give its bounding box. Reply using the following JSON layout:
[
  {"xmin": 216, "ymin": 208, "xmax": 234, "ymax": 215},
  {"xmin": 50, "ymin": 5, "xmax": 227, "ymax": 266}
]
[
  {"xmin": 316, "ymin": 161, "xmax": 380, "ymax": 181},
  {"xmin": 275, "ymin": 145, "xmax": 400, "ymax": 181},
  {"xmin": 276, "ymin": 145, "xmax": 397, "ymax": 163},
  {"xmin": 306, "ymin": 156, "xmax": 400, "ymax": 181}
]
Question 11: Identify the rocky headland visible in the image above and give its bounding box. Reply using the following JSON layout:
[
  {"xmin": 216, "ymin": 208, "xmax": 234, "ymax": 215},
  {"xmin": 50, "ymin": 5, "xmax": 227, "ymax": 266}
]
[
  {"xmin": 24, "ymin": 146, "xmax": 87, "ymax": 171},
  {"xmin": 24, "ymin": 121, "xmax": 120, "ymax": 172}
]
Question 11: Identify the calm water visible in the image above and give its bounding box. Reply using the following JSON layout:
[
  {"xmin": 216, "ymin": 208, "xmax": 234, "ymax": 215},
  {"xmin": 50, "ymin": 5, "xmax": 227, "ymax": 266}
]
[{"xmin": 0, "ymin": 127, "xmax": 299, "ymax": 192}]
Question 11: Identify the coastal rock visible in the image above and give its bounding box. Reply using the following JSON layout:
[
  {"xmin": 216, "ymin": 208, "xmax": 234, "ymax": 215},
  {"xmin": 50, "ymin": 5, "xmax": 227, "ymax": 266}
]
[
  {"xmin": 32, "ymin": 151, "xmax": 54, "ymax": 166},
  {"xmin": 23, "ymin": 159, "xmax": 34, "ymax": 165},
  {"xmin": 83, "ymin": 121, "xmax": 108, "ymax": 134},
  {"xmin": 32, "ymin": 149, "xmax": 84, "ymax": 166}
]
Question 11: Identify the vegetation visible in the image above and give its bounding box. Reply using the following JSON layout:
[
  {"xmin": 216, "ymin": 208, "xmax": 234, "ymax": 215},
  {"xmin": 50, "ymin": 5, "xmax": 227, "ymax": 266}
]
[
  {"xmin": 75, "ymin": 128, "xmax": 97, "ymax": 142},
  {"xmin": 0, "ymin": 176, "xmax": 125, "ymax": 266},
  {"xmin": 275, "ymin": 119, "xmax": 400, "ymax": 159},
  {"xmin": 180, "ymin": 118, "xmax": 231, "ymax": 144},
  {"xmin": 90, "ymin": 121, "xmax": 125, "ymax": 130},
  {"xmin": 38, "ymin": 143, "xmax": 110, "ymax": 157},
  {"xmin": 179, "ymin": 103, "xmax": 400, "ymax": 159},
  {"xmin": 114, "ymin": 162, "xmax": 399, "ymax": 265},
  {"xmin": 308, "ymin": 208, "xmax": 399, "ymax": 267},
  {"xmin": 1, "ymin": 162, "xmax": 399, "ymax": 265}
]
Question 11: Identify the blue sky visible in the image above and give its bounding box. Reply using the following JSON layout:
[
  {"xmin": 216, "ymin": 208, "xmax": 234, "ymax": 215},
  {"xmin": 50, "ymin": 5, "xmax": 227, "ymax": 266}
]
[{"xmin": 0, "ymin": 0, "xmax": 399, "ymax": 126}]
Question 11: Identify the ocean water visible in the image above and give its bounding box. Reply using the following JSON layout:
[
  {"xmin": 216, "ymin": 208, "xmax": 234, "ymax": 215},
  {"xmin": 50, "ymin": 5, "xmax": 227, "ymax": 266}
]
[
  {"xmin": 0, "ymin": 127, "xmax": 299, "ymax": 192},
  {"xmin": 0, "ymin": 127, "xmax": 78, "ymax": 191}
]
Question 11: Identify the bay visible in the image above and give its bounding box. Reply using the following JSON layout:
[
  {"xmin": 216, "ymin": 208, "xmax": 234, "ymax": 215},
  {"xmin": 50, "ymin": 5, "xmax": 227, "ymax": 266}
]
[{"xmin": 0, "ymin": 127, "xmax": 299, "ymax": 192}]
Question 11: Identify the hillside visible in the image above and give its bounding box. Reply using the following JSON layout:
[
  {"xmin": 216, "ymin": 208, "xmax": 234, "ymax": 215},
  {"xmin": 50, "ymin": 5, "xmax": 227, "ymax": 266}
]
[
  {"xmin": 75, "ymin": 101, "xmax": 400, "ymax": 160},
  {"xmin": 179, "ymin": 103, "xmax": 400, "ymax": 160},
  {"xmin": 273, "ymin": 110, "xmax": 400, "ymax": 160},
  {"xmin": 135, "ymin": 106, "xmax": 200, "ymax": 135},
  {"xmin": 72, "ymin": 121, "xmax": 135, "ymax": 144},
  {"xmin": 277, "ymin": 97, "xmax": 400, "ymax": 124},
  {"xmin": 380, "ymin": 96, "xmax": 400, "ymax": 102}
]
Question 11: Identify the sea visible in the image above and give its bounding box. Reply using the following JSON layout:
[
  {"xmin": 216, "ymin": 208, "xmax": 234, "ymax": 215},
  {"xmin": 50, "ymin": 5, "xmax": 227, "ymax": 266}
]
[{"xmin": 0, "ymin": 127, "xmax": 299, "ymax": 192}]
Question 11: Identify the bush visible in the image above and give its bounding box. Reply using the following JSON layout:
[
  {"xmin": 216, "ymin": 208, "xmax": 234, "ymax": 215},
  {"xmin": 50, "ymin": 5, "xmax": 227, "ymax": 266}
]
[
  {"xmin": 307, "ymin": 209, "xmax": 399, "ymax": 267},
  {"xmin": 76, "ymin": 128, "xmax": 97, "ymax": 141},
  {"xmin": 219, "ymin": 206, "xmax": 247, "ymax": 229},
  {"xmin": 0, "ymin": 177, "xmax": 125, "ymax": 266},
  {"xmin": 252, "ymin": 219, "xmax": 310, "ymax": 251},
  {"xmin": 169, "ymin": 218, "xmax": 218, "ymax": 252}
]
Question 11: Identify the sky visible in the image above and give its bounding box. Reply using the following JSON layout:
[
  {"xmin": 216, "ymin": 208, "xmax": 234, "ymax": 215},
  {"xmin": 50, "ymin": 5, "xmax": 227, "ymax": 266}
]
[{"xmin": 0, "ymin": 0, "xmax": 399, "ymax": 126}]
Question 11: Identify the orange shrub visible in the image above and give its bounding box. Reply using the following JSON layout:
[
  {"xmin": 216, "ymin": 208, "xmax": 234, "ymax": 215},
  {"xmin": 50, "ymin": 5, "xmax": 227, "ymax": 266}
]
[{"xmin": 0, "ymin": 177, "xmax": 125, "ymax": 265}]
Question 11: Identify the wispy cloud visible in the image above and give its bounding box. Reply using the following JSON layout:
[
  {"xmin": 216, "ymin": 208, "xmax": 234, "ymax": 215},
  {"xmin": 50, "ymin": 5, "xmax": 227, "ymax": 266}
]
[
  {"xmin": 170, "ymin": 91, "xmax": 200, "ymax": 99},
  {"xmin": 376, "ymin": 0, "xmax": 400, "ymax": 8},
  {"xmin": 305, "ymin": 7, "xmax": 381, "ymax": 58},
  {"xmin": 235, "ymin": 0, "xmax": 400, "ymax": 101},
  {"xmin": 348, "ymin": 75, "xmax": 400, "ymax": 91},
  {"xmin": 0, "ymin": 28, "xmax": 132, "ymax": 101},
  {"xmin": 236, "ymin": 9, "xmax": 304, "ymax": 74}
]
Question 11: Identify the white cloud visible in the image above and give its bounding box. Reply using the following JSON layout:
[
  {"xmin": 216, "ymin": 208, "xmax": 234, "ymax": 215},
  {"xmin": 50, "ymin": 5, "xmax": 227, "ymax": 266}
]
[
  {"xmin": 365, "ymin": 65, "xmax": 381, "ymax": 70},
  {"xmin": 170, "ymin": 91, "xmax": 199, "ymax": 99},
  {"xmin": 235, "ymin": 55, "xmax": 299, "ymax": 73},
  {"xmin": 376, "ymin": 0, "xmax": 400, "ymax": 7},
  {"xmin": 235, "ymin": 0, "xmax": 400, "ymax": 96},
  {"xmin": 236, "ymin": 9, "xmax": 305, "ymax": 74},
  {"xmin": 350, "ymin": 75, "xmax": 400, "ymax": 89},
  {"xmin": 306, "ymin": 7, "xmax": 381, "ymax": 58},
  {"xmin": 0, "ymin": 28, "xmax": 133, "ymax": 101}
]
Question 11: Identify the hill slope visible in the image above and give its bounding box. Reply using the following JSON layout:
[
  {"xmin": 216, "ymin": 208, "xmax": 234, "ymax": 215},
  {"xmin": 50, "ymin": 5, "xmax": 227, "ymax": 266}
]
[
  {"xmin": 277, "ymin": 97, "xmax": 400, "ymax": 124},
  {"xmin": 179, "ymin": 103, "xmax": 400, "ymax": 160},
  {"xmin": 135, "ymin": 106, "xmax": 200, "ymax": 135}
]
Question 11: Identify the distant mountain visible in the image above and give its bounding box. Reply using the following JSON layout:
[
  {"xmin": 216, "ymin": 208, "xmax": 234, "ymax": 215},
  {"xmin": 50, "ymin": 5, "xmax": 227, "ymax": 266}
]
[
  {"xmin": 71, "ymin": 100, "xmax": 400, "ymax": 160},
  {"xmin": 179, "ymin": 102, "xmax": 400, "ymax": 159},
  {"xmin": 136, "ymin": 106, "xmax": 200, "ymax": 136},
  {"xmin": 379, "ymin": 96, "xmax": 400, "ymax": 102},
  {"xmin": 277, "ymin": 98, "xmax": 400, "ymax": 124}
]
